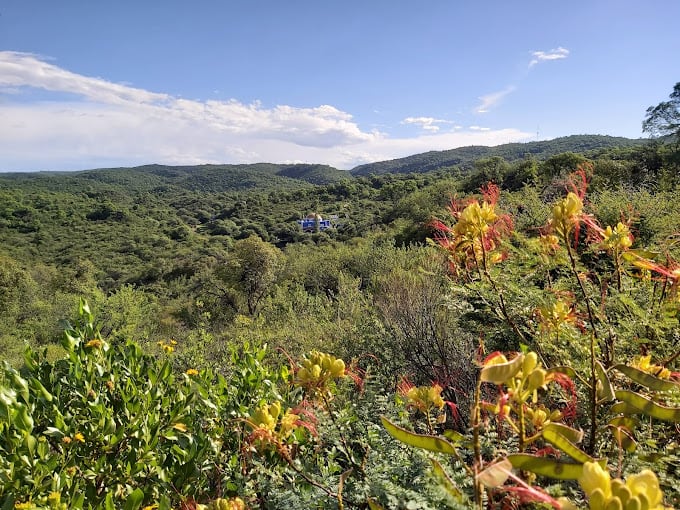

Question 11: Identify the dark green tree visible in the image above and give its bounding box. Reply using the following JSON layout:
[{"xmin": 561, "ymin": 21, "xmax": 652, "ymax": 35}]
[
  {"xmin": 228, "ymin": 235, "xmax": 283, "ymax": 315},
  {"xmin": 643, "ymin": 82, "xmax": 680, "ymax": 143}
]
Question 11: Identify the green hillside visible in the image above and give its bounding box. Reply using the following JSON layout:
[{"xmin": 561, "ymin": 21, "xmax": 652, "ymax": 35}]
[
  {"xmin": 2, "ymin": 132, "xmax": 680, "ymax": 508},
  {"xmin": 350, "ymin": 134, "xmax": 646, "ymax": 175}
]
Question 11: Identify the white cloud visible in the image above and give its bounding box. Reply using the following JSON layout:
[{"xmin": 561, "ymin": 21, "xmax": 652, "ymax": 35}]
[
  {"xmin": 0, "ymin": 51, "xmax": 533, "ymax": 171},
  {"xmin": 401, "ymin": 116, "xmax": 453, "ymax": 133},
  {"xmin": 475, "ymin": 86, "xmax": 516, "ymax": 113},
  {"xmin": 529, "ymin": 47, "xmax": 569, "ymax": 67}
]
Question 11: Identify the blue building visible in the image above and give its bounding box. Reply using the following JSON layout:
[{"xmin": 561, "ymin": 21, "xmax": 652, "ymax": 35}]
[{"xmin": 297, "ymin": 213, "xmax": 333, "ymax": 232}]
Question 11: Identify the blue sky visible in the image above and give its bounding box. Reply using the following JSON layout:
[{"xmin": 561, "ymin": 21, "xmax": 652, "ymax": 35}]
[{"xmin": 1, "ymin": 1, "xmax": 678, "ymax": 172}]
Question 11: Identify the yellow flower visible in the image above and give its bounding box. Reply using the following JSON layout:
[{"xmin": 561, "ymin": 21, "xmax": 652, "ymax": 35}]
[
  {"xmin": 579, "ymin": 462, "xmax": 611, "ymax": 499},
  {"xmin": 453, "ymin": 201, "xmax": 498, "ymax": 241},
  {"xmin": 279, "ymin": 410, "xmax": 300, "ymax": 438},
  {"xmin": 142, "ymin": 505, "xmax": 159, "ymax": 510},
  {"xmin": 402, "ymin": 384, "xmax": 445, "ymax": 412},
  {"xmin": 552, "ymin": 192, "xmax": 583, "ymax": 237},
  {"xmin": 85, "ymin": 339, "xmax": 103, "ymax": 349},
  {"xmin": 186, "ymin": 368, "xmax": 199, "ymax": 376},
  {"xmin": 602, "ymin": 222, "xmax": 633, "ymax": 252},
  {"xmin": 632, "ymin": 355, "xmax": 671, "ymax": 379},
  {"xmin": 172, "ymin": 422, "xmax": 188, "ymax": 433},
  {"xmin": 295, "ymin": 351, "xmax": 346, "ymax": 393},
  {"xmin": 14, "ymin": 502, "xmax": 35, "ymax": 509},
  {"xmin": 73, "ymin": 432, "xmax": 85, "ymax": 443},
  {"xmin": 249, "ymin": 402, "xmax": 280, "ymax": 431},
  {"xmin": 579, "ymin": 462, "xmax": 670, "ymax": 510},
  {"xmin": 626, "ymin": 470, "xmax": 664, "ymax": 509},
  {"xmin": 228, "ymin": 498, "xmax": 245, "ymax": 510}
]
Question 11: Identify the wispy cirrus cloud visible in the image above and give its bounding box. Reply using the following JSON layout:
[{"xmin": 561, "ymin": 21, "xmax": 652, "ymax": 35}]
[
  {"xmin": 475, "ymin": 86, "xmax": 516, "ymax": 113},
  {"xmin": 401, "ymin": 116, "xmax": 456, "ymax": 133},
  {"xmin": 0, "ymin": 51, "xmax": 533, "ymax": 171},
  {"xmin": 529, "ymin": 46, "xmax": 570, "ymax": 68}
]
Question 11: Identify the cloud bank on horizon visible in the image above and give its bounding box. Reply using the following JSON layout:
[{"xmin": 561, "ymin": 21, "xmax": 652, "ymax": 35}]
[{"xmin": 0, "ymin": 51, "xmax": 540, "ymax": 172}]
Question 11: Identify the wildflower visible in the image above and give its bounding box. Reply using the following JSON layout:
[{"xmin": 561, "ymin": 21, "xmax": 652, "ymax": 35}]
[
  {"xmin": 538, "ymin": 299, "xmax": 577, "ymax": 332},
  {"xmin": 172, "ymin": 422, "xmax": 188, "ymax": 433},
  {"xmin": 250, "ymin": 402, "xmax": 281, "ymax": 432},
  {"xmin": 246, "ymin": 401, "xmax": 310, "ymax": 449},
  {"xmin": 578, "ymin": 462, "xmax": 668, "ymax": 510},
  {"xmin": 73, "ymin": 432, "xmax": 85, "ymax": 443},
  {"xmin": 278, "ymin": 409, "xmax": 301, "ymax": 438},
  {"xmin": 142, "ymin": 505, "xmax": 158, "ymax": 510},
  {"xmin": 61, "ymin": 436, "xmax": 72, "ymax": 444},
  {"xmin": 294, "ymin": 351, "xmax": 346, "ymax": 395},
  {"xmin": 601, "ymin": 222, "xmax": 633, "ymax": 252},
  {"xmin": 157, "ymin": 340, "xmax": 176, "ymax": 354},
  {"xmin": 85, "ymin": 338, "xmax": 103, "ymax": 349},
  {"xmin": 626, "ymin": 470, "xmax": 664, "ymax": 509},
  {"xmin": 201, "ymin": 498, "xmax": 245, "ymax": 510},
  {"xmin": 631, "ymin": 355, "xmax": 671, "ymax": 380},
  {"xmin": 547, "ymin": 166, "xmax": 604, "ymax": 249},
  {"xmin": 579, "ymin": 461, "xmax": 611, "ymax": 500},
  {"xmin": 14, "ymin": 502, "xmax": 35, "ymax": 509},
  {"xmin": 539, "ymin": 234, "xmax": 560, "ymax": 254},
  {"xmin": 185, "ymin": 368, "xmax": 199, "ymax": 376},
  {"xmin": 431, "ymin": 183, "xmax": 512, "ymax": 271},
  {"xmin": 399, "ymin": 382, "xmax": 446, "ymax": 413}
]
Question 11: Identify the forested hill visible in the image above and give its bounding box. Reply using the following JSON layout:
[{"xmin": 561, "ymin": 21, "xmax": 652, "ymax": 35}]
[
  {"xmin": 1, "ymin": 135, "xmax": 645, "ymax": 187},
  {"xmin": 0, "ymin": 162, "xmax": 350, "ymax": 193},
  {"xmin": 350, "ymin": 134, "xmax": 645, "ymax": 175}
]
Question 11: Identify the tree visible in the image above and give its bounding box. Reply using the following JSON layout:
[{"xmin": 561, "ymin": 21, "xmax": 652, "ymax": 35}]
[
  {"xmin": 643, "ymin": 82, "xmax": 680, "ymax": 143},
  {"xmin": 226, "ymin": 235, "xmax": 283, "ymax": 315}
]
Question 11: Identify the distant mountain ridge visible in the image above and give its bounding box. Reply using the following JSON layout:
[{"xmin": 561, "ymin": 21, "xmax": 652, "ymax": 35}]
[
  {"xmin": 1, "ymin": 135, "xmax": 647, "ymax": 191},
  {"xmin": 0, "ymin": 163, "xmax": 350, "ymax": 193},
  {"xmin": 349, "ymin": 134, "xmax": 646, "ymax": 176}
]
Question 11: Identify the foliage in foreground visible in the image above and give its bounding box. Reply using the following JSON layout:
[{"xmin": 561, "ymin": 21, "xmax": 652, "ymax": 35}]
[{"xmin": 3, "ymin": 169, "xmax": 680, "ymax": 509}]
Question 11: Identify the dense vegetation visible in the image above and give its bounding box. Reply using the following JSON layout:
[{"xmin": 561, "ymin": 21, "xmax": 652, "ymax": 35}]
[{"xmin": 2, "ymin": 125, "xmax": 680, "ymax": 509}]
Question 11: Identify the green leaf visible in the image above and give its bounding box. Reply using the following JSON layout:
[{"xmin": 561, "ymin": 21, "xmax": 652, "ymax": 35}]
[
  {"xmin": 381, "ymin": 416, "xmax": 458, "ymax": 455},
  {"xmin": 9, "ymin": 370, "xmax": 29, "ymax": 403},
  {"xmin": 368, "ymin": 498, "xmax": 386, "ymax": 510},
  {"xmin": 542, "ymin": 422, "xmax": 594, "ymax": 464},
  {"xmin": 612, "ymin": 364, "xmax": 679, "ymax": 392},
  {"xmin": 1, "ymin": 496, "xmax": 15, "ymax": 510},
  {"xmin": 104, "ymin": 493, "xmax": 115, "ymax": 510},
  {"xmin": 480, "ymin": 354, "xmax": 524, "ymax": 385},
  {"xmin": 615, "ymin": 390, "xmax": 680, "ymax": 422},
  {"xmin": 478, "ymin": 458, "xmax": 512, "ymax": 488},
  {"xmin": 607, "ymin": 417, "xmax": 637, "ymax": 453},
  {"xmin": 610, "ymin": 401, "xmax": 641, "ymax": 415},
  {"xmin": 70, "ymin": 494, "xmax": 85, "ymax": 509},
  {"xmin": 29, "ymin": 378, "xmax": 53, "ymax": 402},
  {"xmin": 123, "ymin": 488, "xmax": 145, "ymax": 510},
  {"xmin": 547, "ymin": 366, "xmax": 578, "ymax": 379},
  {"xmin": 14, "ymin": 405, "xmax": 34, "ymax": 433},
  {"xmin": 543, "ymin": 422, "xmax": 584, "ymax": 445},
  {"xmin": 507, "ymin": 454, "xmax": 584, "ymax": 480},
  {"xmin": 595, "ymin": 361, "xmax": 614, "ymax": 402},
  {"xmin": 430, "ymin": 458, "xmax": 463, "ymax": 501},
  {"xmin": 442, "ymin": 429, "xmax": 467, "ymax": 444}
]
